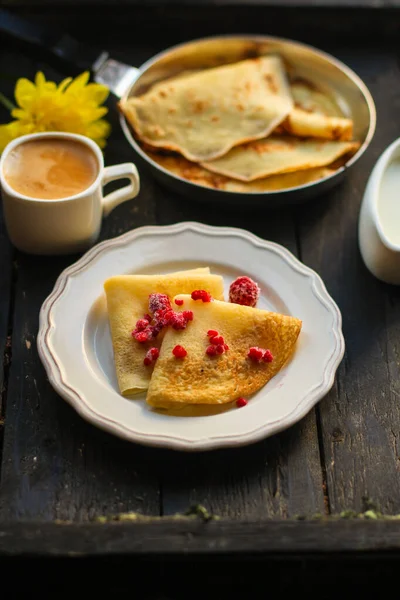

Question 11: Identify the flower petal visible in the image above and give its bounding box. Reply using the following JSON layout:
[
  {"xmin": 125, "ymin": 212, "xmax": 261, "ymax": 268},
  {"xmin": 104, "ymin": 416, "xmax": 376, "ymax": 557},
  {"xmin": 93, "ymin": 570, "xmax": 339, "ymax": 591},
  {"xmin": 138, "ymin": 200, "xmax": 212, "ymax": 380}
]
[
  {"xmin": 83, "ymin": 83, "xmax": 109, "ymax": 105},
  {"xmin": 11, "ymin": 108, "xmax": 28, "ymax": 120},
  {"xmin": 86, "ymin": 119, "xmax": 112, "ymax": 147},
  {"xmin": 14, "ymin": 78, "xmax": 36, "ymax": 109},
  {"xmin": 0, "ymin": 120, "xmax": 33, "ymax": 153},
  {"xmin": 35, "ymin": 71, "xmax": 46, "ymax": 87},
  {"xmin": 65, "ymin": 71, "xmax": 90, "ymax": 95},
  {"xmin": 57, "ymin": 77, "xmax": 72, "ymax": 93}
]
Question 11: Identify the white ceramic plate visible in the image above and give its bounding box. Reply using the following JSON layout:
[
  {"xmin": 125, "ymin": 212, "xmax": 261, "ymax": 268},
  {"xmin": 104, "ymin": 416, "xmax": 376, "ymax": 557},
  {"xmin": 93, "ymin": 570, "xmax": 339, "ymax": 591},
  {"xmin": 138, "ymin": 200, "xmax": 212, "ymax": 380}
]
[{"xmin": 38, "ymin": 222, "xmax": 344, "ymax": 451}]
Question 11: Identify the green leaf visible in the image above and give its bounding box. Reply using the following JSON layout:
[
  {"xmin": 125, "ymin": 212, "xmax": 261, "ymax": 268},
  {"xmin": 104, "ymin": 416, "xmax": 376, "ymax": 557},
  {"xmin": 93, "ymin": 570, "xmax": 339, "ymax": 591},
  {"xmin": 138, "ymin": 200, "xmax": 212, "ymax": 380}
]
[{"xmin": 0, "ymin": 92, "xmax": 15, "ymax": 112}]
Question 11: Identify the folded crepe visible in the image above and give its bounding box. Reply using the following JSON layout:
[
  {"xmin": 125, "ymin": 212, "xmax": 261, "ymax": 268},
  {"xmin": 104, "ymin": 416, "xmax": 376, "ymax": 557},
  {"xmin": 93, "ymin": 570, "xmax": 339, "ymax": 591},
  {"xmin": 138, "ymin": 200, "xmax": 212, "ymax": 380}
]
[
  {"xmin": 146, "ymin": 295, "xmax": 302, "ymax": 409},
  {"xmin": 146, "ymin": 150, "xmax": 335, "ymax": 192},
  {"xmin": 283, "ymin": 108, "xmax": 353, "ymax": 141},
  {"xmin": 291, "ymin": 78, "xmax": 344, "ymax": 117},
  {"xmin": 104, "ymin": 269, "xmax": 225, "ymax": 396},
  {"xmin": 201, "ymin": 135, "xmax": 360, "ymax": 182},
  {"xmin": 119, "ymin": 56, "xmax": 293, "ymax": 162},
  {"xmin": 281, "ymin": 79, "xmax": 353, "ymax": 141}
]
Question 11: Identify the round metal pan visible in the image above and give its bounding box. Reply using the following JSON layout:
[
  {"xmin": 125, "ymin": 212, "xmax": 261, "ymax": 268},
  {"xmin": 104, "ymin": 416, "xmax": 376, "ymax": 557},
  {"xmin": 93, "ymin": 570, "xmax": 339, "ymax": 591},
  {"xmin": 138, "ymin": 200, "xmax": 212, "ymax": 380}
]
[{"xmin": 119, "ymin": 35, "xmax": 376, "ymax": 206}]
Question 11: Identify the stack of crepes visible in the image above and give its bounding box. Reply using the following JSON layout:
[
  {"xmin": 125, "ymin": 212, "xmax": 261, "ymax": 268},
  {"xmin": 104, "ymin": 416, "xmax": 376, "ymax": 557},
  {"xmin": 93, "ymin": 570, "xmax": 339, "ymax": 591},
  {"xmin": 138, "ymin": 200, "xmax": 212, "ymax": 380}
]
[
  {"xmin": 104, "ymin": 267, "xmax": 302, "ymax": 410},
  {"xmin": 119, "ymin": 55, "xmax": 360, "ymax": 193}
]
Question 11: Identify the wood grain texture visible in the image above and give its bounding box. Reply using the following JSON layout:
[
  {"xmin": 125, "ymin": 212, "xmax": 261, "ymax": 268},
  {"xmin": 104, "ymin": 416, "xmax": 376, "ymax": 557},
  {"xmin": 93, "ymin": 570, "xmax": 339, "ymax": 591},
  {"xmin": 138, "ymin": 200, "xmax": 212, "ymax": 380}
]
[
  {"xmin": 2, "ymin": 519, "xmax": 400, "ymax": 555},
  {"xmin": 0, "ymin": 52, "xmax": 17, "ymax": 473},
  {"xmin": 1, "ymin": 6, "xmax": 399, "ymax": 60},
  {"xmin": 0, "ymin": 33, "xmax": 325, "ymax": 521},
  {"xmin": 0, "ymin": 54, "xmax": 160, "ymax": 521},
  {"xmin": 0, "ymin": 194, "xmax": 13, "ymax": 457},
  {"xmin": 298, "ymin": 51, "xmax": 400, "ymax": 514},
  {"xmin": 1, "ymin": 5, "xmax": 400, "ymax": 532},
  {"xmin": 155, "ymin": 185, "xmax": 325, "ymax": 519}
]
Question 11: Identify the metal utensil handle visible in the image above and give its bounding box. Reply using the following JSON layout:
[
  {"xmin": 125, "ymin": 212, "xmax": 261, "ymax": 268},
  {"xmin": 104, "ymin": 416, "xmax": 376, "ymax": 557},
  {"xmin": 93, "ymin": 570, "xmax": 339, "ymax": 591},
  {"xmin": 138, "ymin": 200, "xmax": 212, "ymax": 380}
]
[
  {"xmin": 0, "ymin": 8, "xmax": 107, "ymax": 73},
  {"xmin": 0, "ymin": 9, "xmax": 138, "ymax": 97}
]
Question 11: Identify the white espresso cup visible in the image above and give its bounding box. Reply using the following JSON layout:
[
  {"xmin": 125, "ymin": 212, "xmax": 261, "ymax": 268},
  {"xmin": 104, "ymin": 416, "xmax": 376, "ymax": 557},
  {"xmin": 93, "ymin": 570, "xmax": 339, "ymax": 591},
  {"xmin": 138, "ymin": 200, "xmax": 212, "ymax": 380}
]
[{"xmin": 0, "ymin": 131, "xmax": 140, "ymax": 255}]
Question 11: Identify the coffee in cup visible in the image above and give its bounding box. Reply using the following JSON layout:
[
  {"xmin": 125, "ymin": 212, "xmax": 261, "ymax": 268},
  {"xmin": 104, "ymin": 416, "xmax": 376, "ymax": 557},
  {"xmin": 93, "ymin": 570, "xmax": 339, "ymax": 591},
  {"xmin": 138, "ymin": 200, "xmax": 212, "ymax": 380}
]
[
  {"xmin": 0, "ymin": 132, "xmax": 140, "ymax": 255},
  {"xmin": 3, "ymin": 138, "xmax": 98, "ymax": 200}
]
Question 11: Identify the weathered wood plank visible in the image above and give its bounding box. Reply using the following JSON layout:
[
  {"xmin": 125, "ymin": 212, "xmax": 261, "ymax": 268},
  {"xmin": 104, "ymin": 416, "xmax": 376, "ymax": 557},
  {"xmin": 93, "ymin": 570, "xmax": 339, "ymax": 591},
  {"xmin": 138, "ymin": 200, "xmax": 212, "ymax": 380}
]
[
  {"xmin": 155, "ymin": 185, "xmax": 325, "ymax": 519},
  {"xmin": 2, "ymin": 6, "xmax": 399, "ymax": 64},
  {"xmin": 0, "ymin": 49, "xmax": 18, "ymax": 476},
  {"xmin": 0, "ymin": 52, "xmax": 160, "ymax": 521},
  {"xmin": 2, "ymin": 519, "xmax": 400, "ymax": 555},
  {"xmin": 0, "ymin": 6, "xmax": 399, "ymax": 526},
  {"xmin": 298, "ymin": 51, "xmax": 400, "ymax": 514},
  {"xmin": 0, "ymin": 190, "xmax": 13, "ymax": 463}
]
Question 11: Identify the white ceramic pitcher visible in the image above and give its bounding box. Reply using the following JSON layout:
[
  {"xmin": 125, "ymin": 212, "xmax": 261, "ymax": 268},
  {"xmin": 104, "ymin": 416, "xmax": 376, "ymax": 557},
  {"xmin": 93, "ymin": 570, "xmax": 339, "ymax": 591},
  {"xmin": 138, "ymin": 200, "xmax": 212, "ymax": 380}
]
[{"xmin": 359, "ymin": 137, "xmax": 400, "ymax": 285}]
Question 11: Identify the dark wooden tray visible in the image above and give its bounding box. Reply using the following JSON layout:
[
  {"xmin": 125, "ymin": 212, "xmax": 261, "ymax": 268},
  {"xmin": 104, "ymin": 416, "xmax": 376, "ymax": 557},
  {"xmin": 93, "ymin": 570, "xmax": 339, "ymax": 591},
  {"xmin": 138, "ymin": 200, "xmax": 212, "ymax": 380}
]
[{"xmin": 1, "ymin": 3, "xmax": 400, "ymax": 592}]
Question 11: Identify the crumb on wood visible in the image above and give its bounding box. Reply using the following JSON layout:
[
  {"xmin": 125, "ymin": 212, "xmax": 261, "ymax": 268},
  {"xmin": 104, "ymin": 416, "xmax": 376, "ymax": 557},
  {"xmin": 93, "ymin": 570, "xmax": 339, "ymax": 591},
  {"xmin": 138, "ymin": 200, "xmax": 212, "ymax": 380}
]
[
  {"xmin": 295, "ymin": 497, "xmax": 400, "ymax": 521},
  {"xmin": 25, "ymin": 340, "xmax": 31, "ymax": 350},
  {"xmin": 93, "ymin": 504, "xmax": 220, "ymax": 524}
]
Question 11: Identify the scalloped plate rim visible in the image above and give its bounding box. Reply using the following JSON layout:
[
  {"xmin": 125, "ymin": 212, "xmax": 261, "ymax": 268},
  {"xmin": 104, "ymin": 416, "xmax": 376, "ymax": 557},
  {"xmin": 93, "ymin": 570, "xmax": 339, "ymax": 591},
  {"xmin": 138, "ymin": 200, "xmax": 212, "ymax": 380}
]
[{"xmin": 37, "ymin": 221, "xmax": 345, "ymax": 451}]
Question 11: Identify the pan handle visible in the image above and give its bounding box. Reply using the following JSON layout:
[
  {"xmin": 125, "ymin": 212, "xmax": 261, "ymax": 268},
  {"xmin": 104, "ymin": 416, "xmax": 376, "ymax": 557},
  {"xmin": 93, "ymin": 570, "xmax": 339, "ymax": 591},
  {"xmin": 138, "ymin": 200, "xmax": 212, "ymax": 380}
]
[
  {"xmin": 0, "ymin": 8, "xmax": 106, "ymax": 74},
  {"xmin": 0, "ymin": 9, "xmax": 139, "ymax": 97}
]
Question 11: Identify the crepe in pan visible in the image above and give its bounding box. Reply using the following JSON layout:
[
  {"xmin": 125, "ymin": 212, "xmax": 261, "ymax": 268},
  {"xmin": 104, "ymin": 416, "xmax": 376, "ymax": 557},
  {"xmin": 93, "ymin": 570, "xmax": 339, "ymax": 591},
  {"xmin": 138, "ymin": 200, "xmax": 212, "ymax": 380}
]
[
  {"xmin": 119, "ymin": 56, "xmax": 293, "ymax": 162},
  {"xmin": 146, "ymin": 150, "xmax": 335, "ymax": 192},
  {"xmin": 281, "ymin": 79, "xmax": 353, "ymax": 141},
  {"xmin": 146, "ymin": 295, "xmax": 302, "ymax": 409},
  {"xmin": 201, "ymin": 135, "xmax": 360, "ymax": 182},
  {"xmin": 104, "ymin": 269, "xmax": 225, "ymax": 396}
]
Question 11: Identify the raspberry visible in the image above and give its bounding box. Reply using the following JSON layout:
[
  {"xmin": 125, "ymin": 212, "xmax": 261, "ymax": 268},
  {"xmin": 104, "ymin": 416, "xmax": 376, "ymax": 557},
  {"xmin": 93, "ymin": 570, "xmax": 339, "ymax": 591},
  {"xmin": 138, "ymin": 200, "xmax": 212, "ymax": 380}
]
[
  {"xmin": 236, "ymin": 397, "xmax": 248, "ymax": 408},
  {"xmin": 134, "ymin": 330, "xmax": 151, "ymax": 343},
  {"xmin": 224, "ymin": 343, "xmax": 229, "ymax": 351},
  {"xmin": 248, "ymin": 347, "xmax": 273, "ymax": 363},
  {"xmin": 149, "ymin": 293, "xmax": 171, "ymax": 314},
  {"xmin": 248, "ymin": 347, "xmax": 265, "ymax": 361},
  {"xmin": 182, "ymin": 310, "xmax": 193, "ymax": 321},
  {"xmin": 175, "ymin": 298, "xmax": 184, "ymax": 306},
  {"xmin": 149, "ymin": 323, "xmax": 163, "ymax": 338},
  {"xmin": 206, "ymin": 345, "xmax": 217, "ymax": 356},
  {"xmin": 155, "ymin": 309, "xmax": 174, "ymax": 327},
  {"xmin": 135, "ymin": 317, "xmax": 151, "ymax": 332},
  {"xmin": 143, "ymin": 347, "xmax": 159, "ymax": 366},
  {"xmin": 229, "ymin": 276, "xmax": 260, "ymax": 307},
  {"xmin": 207, "ymin": 329, "xmax": 218, "ymax": 337},
  {"xmin": 170, "ymin": 313, "xmax": 188, "ymax": 330},
  {"xmin": 172, "ymin": 345, "xmax": 187, "ymax": 358},
  {"xmin": 263, "ymin": 349, "xmax": 274, "ymax": 363},
  {"xmin": 191, "ymin": 290, "xmax": 212, "ymax": 302},
  {"xmin": 210, "ymin": 335, "xmax": 224, "ymax": 345},
  {"xmin": 206, "ymin": 344, "xmax": 227, "ymax": 356}
]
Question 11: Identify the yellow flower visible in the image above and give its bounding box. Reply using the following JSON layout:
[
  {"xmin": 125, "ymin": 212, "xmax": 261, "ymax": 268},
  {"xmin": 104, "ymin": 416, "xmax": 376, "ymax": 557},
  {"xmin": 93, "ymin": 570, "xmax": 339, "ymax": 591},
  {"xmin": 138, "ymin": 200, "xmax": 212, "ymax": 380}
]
[{"xmin": 0, "ymin": 71, "xmax": 111, "ymax": 152}]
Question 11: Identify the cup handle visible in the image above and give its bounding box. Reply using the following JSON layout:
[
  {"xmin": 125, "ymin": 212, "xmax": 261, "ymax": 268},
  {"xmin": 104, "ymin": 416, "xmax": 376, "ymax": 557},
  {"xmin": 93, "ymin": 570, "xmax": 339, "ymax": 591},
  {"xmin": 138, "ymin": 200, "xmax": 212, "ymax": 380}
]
[{"xmin": 101, "ymin": 163, "xmax": 140, "ymax": 217}]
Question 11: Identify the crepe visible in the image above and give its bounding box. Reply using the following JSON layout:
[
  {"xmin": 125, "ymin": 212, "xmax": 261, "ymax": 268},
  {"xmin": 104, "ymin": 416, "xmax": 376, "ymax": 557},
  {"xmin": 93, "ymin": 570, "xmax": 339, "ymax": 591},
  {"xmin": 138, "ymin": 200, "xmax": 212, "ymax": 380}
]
[
  {"xmin": 281, "ymin": 79, "xmax": 353, "ymax": 141},
  {"xmin": 201, "ymin": 135, "xmax": 360, "ymax": 182},
  {"xmin": 104, "ymin": 269, "xmax": 225, "ymax": 396},
  {"xmin": 146, "ymin": 150, "xmax": 335, "ymax": 192},
  {"xmin": 146, "ymin": 295, "xmax": 302, "ymax": 409},
  {"xmin": 283, "ymin": 108, "xmax": 353, "ymax": 141},
  {"xmin": 119, "ymin": 56, "xmax": 293, "ymax": 162},
  {"xmin": 290, "ymin": 78, "xmax": 344, "ymax": 117}
]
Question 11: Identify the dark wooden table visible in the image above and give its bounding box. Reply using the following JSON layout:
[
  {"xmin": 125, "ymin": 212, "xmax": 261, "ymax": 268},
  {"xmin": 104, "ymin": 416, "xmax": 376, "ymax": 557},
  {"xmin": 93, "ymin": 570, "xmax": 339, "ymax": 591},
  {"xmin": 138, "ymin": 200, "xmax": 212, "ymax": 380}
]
[{"xmin": 2, "ymin": 3, "xmax": 400, "ymax": 595}]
